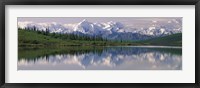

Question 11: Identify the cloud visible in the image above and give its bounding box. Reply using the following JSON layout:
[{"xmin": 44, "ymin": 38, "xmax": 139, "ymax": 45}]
[{"xmin": 18, "ymin": 21, "xmax": 33, "ymax": 28}]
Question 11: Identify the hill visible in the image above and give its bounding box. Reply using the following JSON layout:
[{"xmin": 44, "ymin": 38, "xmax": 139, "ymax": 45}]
[
  {"xmin": 18, "ymin": 29, "xmax": 134, "ymax": 47},
  {"xmin": 140, "ymin": 33, "xmax": 182, "ymax": 46}
]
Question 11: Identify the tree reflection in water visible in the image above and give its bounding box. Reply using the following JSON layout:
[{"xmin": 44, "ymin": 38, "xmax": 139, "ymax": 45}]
[{"xmin": 18, "ymin": 46, "xmax": 182, "ymax": 70}]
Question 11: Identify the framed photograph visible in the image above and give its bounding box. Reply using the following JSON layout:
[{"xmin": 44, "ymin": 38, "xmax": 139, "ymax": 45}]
[{"xmin": 1, "ymin": 0, "xmax": 199, "ymax": 88}]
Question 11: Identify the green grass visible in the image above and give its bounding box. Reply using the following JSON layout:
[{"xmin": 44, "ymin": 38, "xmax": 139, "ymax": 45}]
[
  {"xmin": 139, "ymin": 33, "xmax": 182, "ymax": 46},
  {"xmin": 18, "ymin": 29, "xmax": 138, "ymax": 47},
  {"xmin": 18, "ymin": 29, "xmax": 75, "ymax": 46},
  {"xmin": 18, "ymin": 29, "xmax": 182, "ymax": 47}
]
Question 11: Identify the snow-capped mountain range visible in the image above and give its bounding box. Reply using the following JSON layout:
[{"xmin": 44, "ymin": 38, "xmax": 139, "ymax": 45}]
[{"xmin": 18, "ymin": 19, "xmax": 182, "ymax": 40}]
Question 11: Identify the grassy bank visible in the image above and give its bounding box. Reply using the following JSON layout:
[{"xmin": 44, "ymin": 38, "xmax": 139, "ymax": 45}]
[{"xmin": 18, "ymin": 29, "xmax": 182, "ymax": 47}]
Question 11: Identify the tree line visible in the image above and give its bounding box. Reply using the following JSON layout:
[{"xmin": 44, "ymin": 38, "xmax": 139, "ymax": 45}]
[{"xmin": 18, "ymin": 27, "xmax": 107, "ymax": 41}]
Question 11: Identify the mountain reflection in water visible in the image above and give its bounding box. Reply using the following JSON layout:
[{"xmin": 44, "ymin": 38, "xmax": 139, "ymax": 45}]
[{"xmin": 18, "ymin": 46, "xmax": 182, "ymax": 70}]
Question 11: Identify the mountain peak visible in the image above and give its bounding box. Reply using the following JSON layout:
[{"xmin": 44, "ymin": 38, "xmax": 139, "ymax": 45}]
[
  {"xmin": 107, "ymin": 21, "xmax": 115, "ymax": 24},
  {"xmin": 77, "ymin": 19, "xmax": 91, "ymax": 25},
  {"xmin": 81, "ymin": 19, "xmax": 88, "ymax": 23}
]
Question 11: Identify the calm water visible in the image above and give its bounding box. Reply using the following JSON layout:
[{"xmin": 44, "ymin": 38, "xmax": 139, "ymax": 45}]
[{"xmin": 18, "ymin": 46, "xmax": 182, "ymax": 70}]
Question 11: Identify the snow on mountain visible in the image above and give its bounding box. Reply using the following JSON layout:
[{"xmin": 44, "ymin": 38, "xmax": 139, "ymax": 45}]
[
  {"xmin": 18, "ymin": 19, "xmax": 182, "ymax": 40},
  {"xmin": 74, "ymin": 19, "xmax": 101, "ymax": 34},
  {"xmin": 18, "ymin": 21, "xmax": 33, "ymax": 29}
]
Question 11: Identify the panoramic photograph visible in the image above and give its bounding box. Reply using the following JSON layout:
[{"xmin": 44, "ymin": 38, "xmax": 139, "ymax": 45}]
[{"xmin": 17, "ymin": 17, "xmax": 182, "ymax": 70}]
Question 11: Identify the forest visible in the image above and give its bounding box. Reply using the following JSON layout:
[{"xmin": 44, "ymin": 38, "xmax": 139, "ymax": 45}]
[{"xmin": 18, "ymin": 27, "xmax": 182, "ymax": 47}]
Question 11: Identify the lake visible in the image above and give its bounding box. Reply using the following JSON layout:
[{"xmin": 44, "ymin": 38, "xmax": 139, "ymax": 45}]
[{"xmin": 18, "ymin": 46, "xmax": 182, "ymax": 70}]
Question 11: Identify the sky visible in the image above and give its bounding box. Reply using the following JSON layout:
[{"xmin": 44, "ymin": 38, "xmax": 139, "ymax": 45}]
[{"xmin": 18, "ymin": 17, "xmax": 182, "ymax": 28}]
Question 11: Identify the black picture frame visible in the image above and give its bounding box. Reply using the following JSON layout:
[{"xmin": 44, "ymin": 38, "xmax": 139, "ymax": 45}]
[{"xmin": 0, "ymin": 0, "xmax": 199, "ymax": 88}]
